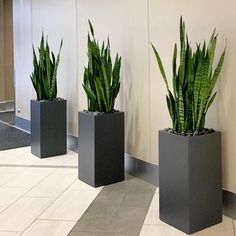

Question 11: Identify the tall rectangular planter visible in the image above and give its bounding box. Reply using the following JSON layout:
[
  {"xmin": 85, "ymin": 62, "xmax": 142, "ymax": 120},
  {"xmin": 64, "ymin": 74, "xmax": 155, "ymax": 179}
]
[
  {"xmin": 78, "ymin": 111, "xmax": 124, "ymax": 187},
  {"xmin": 31, "ymin": 100, "xmax": 67, "ymax": 158},
  {"xmin": 159, "ymin": 130, "xmax": 222, "ymax": 234}
]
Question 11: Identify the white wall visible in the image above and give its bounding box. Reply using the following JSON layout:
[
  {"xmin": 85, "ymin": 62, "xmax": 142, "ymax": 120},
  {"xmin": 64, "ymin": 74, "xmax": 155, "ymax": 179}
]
[
  {"xmin": 13, "ymin": 0, "xmax": 236, "ymax": 193},
  {"xmin": 76, "ymin": 0, "xmax": 151, "ymax": 164},
  {"xmin": 13, "ymin": 0, "xmax": 78, "ymax": 136}
]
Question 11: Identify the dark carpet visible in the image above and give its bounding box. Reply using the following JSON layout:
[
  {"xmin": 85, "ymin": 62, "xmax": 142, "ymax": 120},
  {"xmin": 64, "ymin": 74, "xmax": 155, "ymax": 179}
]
[
  {"xmin": 0, "ymin": 111, "xmax": 15, "ymax": 125},
  {"xmin": 0, "ymin": 122, "xmax": 30, "ymax": 151}
]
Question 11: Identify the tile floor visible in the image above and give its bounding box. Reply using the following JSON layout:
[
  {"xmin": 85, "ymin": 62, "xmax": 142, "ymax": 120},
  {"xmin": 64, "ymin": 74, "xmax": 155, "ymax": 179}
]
[
  {"xmin": 0, "ymin": 146, "xmax": 235, "ymax": 235},
  {"xmin": 140, "ymin": 188, "xmax": 236, "ymax": 236},
  {"xmin": 0, "ymin": 147, "xmax": 101, "ymax": 235},
  {"xmin": 69, "ymin": 176, "xmax": 156, "ymax": 235}
]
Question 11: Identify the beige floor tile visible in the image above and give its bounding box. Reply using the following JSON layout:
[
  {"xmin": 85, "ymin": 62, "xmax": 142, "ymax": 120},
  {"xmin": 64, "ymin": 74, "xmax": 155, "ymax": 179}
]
[
  {"xmin": 11, "ymin": 152, "xmax": 67, "ymax": 166},
  {"xmin": 52, "ymin": 168, "xmax": 78, "ymax": 176},
  {"xmin": 6, "ymin": 152, "xmax": 38, "ymax": 165},
  {"xmin": 139, "ymin": 224, "xmax": 186, "ymax": 236},
  {"xmin": 22, "ymin": 219, "xmax": 76, "ymax": 236},
  {"xmin": 0, "ymin": 148, "xmax": 77, "ymax": 167},
  {"xmin": 0, "ymin": 197, "xmax": 53, "ymax": 231},
  {"xmin": 25, "ymin": 173, "xmax": 76, "ymax": 198},
  {"xmin": 0, "ymin": 172, "xmax": 20, "ymax": 187},
  {"xmin": 0, "ymin": 147, "xmax": 28, "ymax": 164},
  {"xmin": 190, "ymin": 216, "xmax": 234, "ymax": 236},
  {"xmin": 144, "ymin": 193, "xmax": 165, "ymax": 225},
  {"xmin": 3, "ymin": 167, "xmax": 54, "ymax": 188},
  {"xmin": 68, "ymin": 179, "xmax": 102, "ymax": 192},
  {"xmin": 0, "ymin": 232, "xmax": 21, "ymax": 236},
  {"xmin": 0, "ymin": 167, "xmax": 27, "ymax": 173},
  {"xmin": 28, "ymin": 150, "xmax": 78, "ymax": 167},
  {"xmin": 39, "ymin": 190, "xmax": 99, "ymax": 221},
  {"xmin": 0, "ymin": 187, "xmax": 29, "ymax": 212},
  {"xmin": 62, "ymin": 155, "xmax": 78, "ymax": 167},
  {"xmin": 2, "ymin": 150, "xmax": 30, "ymax": 165}
]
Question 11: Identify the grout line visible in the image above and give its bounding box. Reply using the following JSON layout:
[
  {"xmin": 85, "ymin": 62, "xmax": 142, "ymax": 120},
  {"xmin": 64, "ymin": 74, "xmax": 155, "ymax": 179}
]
[
  {"xmin": 0, "ymin": 120, "xmax": 14, "ymax": 127},
  {"xmin": 0, "ymin": 167, "xmax": 29, "ymax": 188},
  {"xmin": 21, "ymin": 177, "xmax": 79, "ymax": 234},
  {"xmin": 0, "ymin": 164, "xmax": 77, "ymax": 169},
  {"xmin": 232, "ymin": 219, "xmax": 236, "ymax": 236},
  {"xmin": 27, "ymin": 218, "xmax": 77, "ymax": 223},
  {"xmin": 75, "ymin": 231, "xmax": 139, "ymax": 236},
  {"xmin": 0, "ymin": 230, "xmax": 21, "ymax": 233},
  {"xmin": 0, "ymin": 171, "xmax": 55, "ymax": 214}
]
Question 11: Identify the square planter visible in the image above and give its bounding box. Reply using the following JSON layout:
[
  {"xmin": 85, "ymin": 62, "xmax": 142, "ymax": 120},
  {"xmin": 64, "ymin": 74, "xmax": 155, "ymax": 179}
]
[
  {"xmin": 159, "ymin": 130, "xmax": 222, "ymax": 234},
  {"xmin": 31, "ymin": 99, "xmax": 67, "ymax": 158},
  {"xmin": 78, "ymin": 111, "xmax": 124, "ymax": 187}
]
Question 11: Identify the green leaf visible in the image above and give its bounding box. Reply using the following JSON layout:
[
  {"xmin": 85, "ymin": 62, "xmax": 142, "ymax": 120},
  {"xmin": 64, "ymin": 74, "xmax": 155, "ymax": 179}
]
[
  {"xmin": 178, "ymin": 88, "xmax": 185, "ymax": 133},
  {"xmin": 88, "ymin": 19, "xmax": 94, "ymax": 37},
  {"xmin": 151, "ymin": 43, "xmax": 169, "ymax": 91},
  {"xmin": 172, "ymin": 44, "xmax": 178, "ymax": 98},
  {"xmin": 206, "ymin": 92, "xmax": 217, "ymax": 112},
  {"xmin": 83, "ymin": 21, "xmax": 121, "ymax": 112}
]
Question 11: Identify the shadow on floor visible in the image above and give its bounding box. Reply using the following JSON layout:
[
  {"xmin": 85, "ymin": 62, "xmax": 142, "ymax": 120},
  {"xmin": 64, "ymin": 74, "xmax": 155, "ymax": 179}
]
[{"xmin": 68, "ymin": 175, "xmax": 156, "ymax": 236}]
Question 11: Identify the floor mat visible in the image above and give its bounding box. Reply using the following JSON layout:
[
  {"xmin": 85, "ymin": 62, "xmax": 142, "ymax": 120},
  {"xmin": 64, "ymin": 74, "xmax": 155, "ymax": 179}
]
[{"xmin": 0, "ymin": 122, "xmax": 30, "ymax": 151}]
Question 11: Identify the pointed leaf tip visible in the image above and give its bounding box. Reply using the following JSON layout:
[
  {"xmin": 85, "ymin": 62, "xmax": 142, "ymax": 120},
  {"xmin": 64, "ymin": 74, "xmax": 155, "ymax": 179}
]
[{"xmin": 88, "ymin": 19, "xmax": 94, "ymax": 37}]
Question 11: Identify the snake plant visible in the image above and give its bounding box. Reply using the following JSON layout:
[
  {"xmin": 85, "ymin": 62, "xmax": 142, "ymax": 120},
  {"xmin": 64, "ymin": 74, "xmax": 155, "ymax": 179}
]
[
  {"xmin": 152, "ymin": 17, "xmax": 226, "ymax": 135},
  {"xmin": 83, "ymin": 20, "xmax": 122, "ymax": 113},
  {"xmin": 30, "ymin": 33, "xmax": 63, "ymax": 101}
]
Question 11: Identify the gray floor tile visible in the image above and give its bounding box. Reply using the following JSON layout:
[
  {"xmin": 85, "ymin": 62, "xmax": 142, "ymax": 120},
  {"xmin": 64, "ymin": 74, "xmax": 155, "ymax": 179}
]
[
  {"xmin": 92, "ymin": 190, "xmax": 126, "ymax": 206},
  {"xmin": 121, "ymin": 191, "xmax": 155, "ymax": 208},
  {"xmin": 106, "ymin": 206, "xmax": 148, "ymax": 234},
  {"xmin": 69, "ymin": 231, "xmax": 137, "ymax": 236},
  {"xmin": 73, "ymin": 205, "xmax": 117, "ymax": 232},
  {"xmin": 71, "ymin": 175, "xmax": 156, "ymax": 235},
  {"xmin": 104, "ymin": 177, "xmax": 155, "ymax": 193}
]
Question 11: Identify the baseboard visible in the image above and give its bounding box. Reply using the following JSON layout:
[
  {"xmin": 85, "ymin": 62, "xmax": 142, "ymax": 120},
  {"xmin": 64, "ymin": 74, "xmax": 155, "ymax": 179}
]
[
  {"xmin": 13, "ymin": 115, "xmax": 236, "ymax": 220},
  {"xmin": 223, "ymin": 190, "xmax": 236, "ymax": 220},
  {"xmin": 67, "ymin": 134, "xmax": 78, "ymax": 153},
  {"xmin": 15, "ymin": 116, "xmax": 30, "ymax": 133},
  {"xmin": 0, "ymin": 100, "xmax": 15, "ymax": 112},
  {"xmin": 125, "ymin": 154, "xmax": 159, "ymax": 186}
]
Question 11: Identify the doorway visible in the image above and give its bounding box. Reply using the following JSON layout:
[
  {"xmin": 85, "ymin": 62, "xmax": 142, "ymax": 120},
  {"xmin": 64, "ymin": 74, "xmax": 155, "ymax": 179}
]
[{"xmin": 0, "ymin": 0, "xmax": 14, "ymax": 125}]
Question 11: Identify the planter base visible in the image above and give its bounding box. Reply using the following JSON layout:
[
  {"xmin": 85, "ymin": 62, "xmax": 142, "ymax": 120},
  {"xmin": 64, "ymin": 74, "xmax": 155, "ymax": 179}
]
[
  {"xmin": 159, "ymin": 130, "xmax": 222, "ymax": 234},
  {"xmin": 31, "ymin": 100, "xmax": 67, "ymax": 158}
]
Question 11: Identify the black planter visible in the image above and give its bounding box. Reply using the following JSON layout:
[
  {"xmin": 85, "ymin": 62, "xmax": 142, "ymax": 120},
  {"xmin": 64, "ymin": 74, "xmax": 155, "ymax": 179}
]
[
  {"xmin": 159, "ymin": 130, "xmax": 222, "ymax": 234},
  {"xmin": 78, "ymin": 111, "xmax": 124, "ymax": 187},
  {"xmin": 31, "ymin": 99, "xmax": 67, "ymax": 158}
]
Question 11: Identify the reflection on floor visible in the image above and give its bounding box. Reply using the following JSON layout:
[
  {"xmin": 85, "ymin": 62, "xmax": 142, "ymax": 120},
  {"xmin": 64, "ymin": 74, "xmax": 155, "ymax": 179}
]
[
  {"xmin": 0, "ymin": 147, "xmax": 235, "ymax": 236},
  {"xmin": 0, "ymin": 111, "xmax": 15, "ymax": 125}
]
